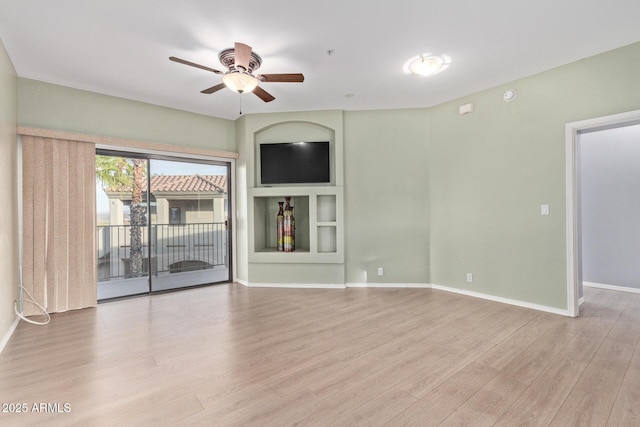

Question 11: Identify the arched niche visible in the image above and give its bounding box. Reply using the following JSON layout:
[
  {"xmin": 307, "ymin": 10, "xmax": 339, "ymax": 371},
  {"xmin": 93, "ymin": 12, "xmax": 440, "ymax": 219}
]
[{"xmin": 254, "ymin": 121, "xmax": 336, "ymax": 187}]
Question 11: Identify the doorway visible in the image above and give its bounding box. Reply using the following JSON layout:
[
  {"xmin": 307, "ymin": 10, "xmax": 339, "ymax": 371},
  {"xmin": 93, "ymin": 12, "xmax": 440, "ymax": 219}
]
[
  {"xmin": 96, "ymin": 151, "xmax": 232, "ymax": 300},
  {"xmin": 580, "ymin": 125, "xmax": 640, "ymax": 295},
  {"xmin": 565, "ymin": 109, "xmax": 640, "ymax": 316}
]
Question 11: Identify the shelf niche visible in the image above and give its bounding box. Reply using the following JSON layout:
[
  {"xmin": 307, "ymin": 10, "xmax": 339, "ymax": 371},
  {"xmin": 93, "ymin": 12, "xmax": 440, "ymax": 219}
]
[
  {"xmin": 253, "ymin": 195, "xmax": 310, "ymax": 253},
  {"xmin": 317, "ymin": 226, "xmax": 337, "ymax": 253},
  {"xmin": 317, "ymin": 194, "xmax": 336, "ymax": 222}
]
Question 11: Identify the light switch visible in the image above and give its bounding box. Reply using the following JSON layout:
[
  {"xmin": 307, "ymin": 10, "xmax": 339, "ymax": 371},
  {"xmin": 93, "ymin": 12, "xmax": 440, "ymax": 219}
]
[{"xmin": 541, "ymin": 204, "xmax": 550, "ymax": 215}]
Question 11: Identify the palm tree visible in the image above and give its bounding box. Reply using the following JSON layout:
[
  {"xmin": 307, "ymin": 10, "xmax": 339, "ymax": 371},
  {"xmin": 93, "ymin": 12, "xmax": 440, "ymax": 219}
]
[{"xmin": 96, "ymin": 155, "xmax": 147, "ymax": 277}]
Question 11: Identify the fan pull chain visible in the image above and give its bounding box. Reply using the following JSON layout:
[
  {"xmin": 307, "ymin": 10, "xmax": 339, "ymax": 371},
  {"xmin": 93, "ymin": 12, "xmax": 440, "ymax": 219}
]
[{"xmin": 239, "ymin": 94, "xmax": 243, "ymax": 115}]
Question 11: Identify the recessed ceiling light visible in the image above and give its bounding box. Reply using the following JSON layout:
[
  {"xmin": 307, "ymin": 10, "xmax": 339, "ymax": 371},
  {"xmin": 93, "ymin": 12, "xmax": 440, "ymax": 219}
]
[{"xmin": 403, "ymin": 54, "xmax": 451, "ymax": 76}]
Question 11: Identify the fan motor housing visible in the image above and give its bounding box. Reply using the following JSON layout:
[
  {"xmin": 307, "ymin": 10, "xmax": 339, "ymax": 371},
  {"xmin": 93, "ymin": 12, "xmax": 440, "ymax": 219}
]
[{"xmin": 218, "ymin": 48, "xmax": 262, "ymax": 73}]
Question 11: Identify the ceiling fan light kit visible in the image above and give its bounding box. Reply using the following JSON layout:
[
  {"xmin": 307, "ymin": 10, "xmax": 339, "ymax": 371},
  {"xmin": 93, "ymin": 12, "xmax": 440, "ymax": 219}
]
[
  {"xmin": 222, "ymin": 71, "xmax": 258, "ymax": 93},
  {"xmin": 403, "ymin": 53, "xmax": 451, "ymax": 76},
  {"xmin": 170, "ymin": 42, "xmax": 304, "ymax": 103}
]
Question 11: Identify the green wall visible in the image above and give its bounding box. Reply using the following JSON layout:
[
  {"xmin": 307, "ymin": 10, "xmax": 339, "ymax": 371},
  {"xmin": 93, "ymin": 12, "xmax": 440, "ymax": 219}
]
[
  {"xmin": 0, "ymin": 37, "xmax": 18, "ymax": 345},
  {"xmin": 234, "ymin": 115, "xmax": 249, "ymax": 282},
  {"xmin": 344, "ymin": 109, "xmax": 430, "ymax": 285},
  {"xmin": 428, "ymin": 41, "xmax": 640, "ymax": 309},
  {"xmin": 18, "ymin": 78, "xmax": 235, "ymax": 151}
]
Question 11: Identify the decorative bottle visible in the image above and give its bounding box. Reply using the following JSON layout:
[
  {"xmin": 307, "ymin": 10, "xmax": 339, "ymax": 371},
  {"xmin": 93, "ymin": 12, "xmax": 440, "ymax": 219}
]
[
  {"xmin": 276, "ymin": 201, "xmax": 284, "ymax": 252},
  {"xmin": 283, "ymin": 197, "xmax": 295, "ymax": 252}
]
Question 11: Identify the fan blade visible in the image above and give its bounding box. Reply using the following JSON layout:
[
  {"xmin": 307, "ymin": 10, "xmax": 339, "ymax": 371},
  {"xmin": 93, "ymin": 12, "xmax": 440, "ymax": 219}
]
[
  {"xmin": 258, "ymin": 73, "xmax": 304, "ymax": 83},
  {"xmin": 169, "ymin": 56, "xmax": 224, "ymax": 74},
  {"xmin": 253, "ymin": 86, "xmax": 275, "ymax": 102},
  {"xmin": 201, "ymin": 83, "xmax": 226, "ymax": 94},
  {"xmin": 234, "ymin": 42, "xmax": 252, "ymax": 70}
]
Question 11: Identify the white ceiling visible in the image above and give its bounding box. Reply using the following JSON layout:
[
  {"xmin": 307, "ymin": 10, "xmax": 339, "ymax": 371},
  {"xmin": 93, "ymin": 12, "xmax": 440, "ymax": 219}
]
[{"xmin": 1, "ymin": 1, "xmax": 639, "ymax": 120}]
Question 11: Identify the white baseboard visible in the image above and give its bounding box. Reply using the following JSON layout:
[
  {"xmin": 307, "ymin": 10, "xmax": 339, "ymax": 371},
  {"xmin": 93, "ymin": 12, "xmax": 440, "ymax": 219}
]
[
  {"xmin": 346, "ymin": 283, "xmax": 431, "ymax": 289},
  {"xmin": 0, "ymin": 316, "xmax": 20, "ymax": 355},
  {"xmin": 233, "ymin": 280, "xmax": 571, "ymax": 316},
  {"xmin": 236, "ymin": 280, "xmax": 430, "ymax": 289},
  {"xmin": 583, "ymin": 281, "xmax": 640, "ymax": 295},
  {"xmin": 430, "ymin": 284, "xmax": 571, "ymax": 317},
  {"xmin": 242, "ymin": 282, "xmax": 347, "ymax": 289},
  {"xmin": 240, "ymin": 282, "xmax": 432, "ymax": 289},
  {"xmin": 579, "ymin": 296, "xmax": 585, "ymax": 306}
]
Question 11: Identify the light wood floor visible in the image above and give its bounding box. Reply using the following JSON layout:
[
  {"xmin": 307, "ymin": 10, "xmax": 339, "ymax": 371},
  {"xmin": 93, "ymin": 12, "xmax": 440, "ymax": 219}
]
[{"xmin": 1, "ymin": 284, "xmax": 639, "ymax": 426}]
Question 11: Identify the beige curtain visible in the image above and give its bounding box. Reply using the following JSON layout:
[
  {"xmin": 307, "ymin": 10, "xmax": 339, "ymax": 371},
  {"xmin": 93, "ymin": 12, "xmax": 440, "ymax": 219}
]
[{"xmin": 22, "ymin": 136, "xmax": 96, "ymax": 315}]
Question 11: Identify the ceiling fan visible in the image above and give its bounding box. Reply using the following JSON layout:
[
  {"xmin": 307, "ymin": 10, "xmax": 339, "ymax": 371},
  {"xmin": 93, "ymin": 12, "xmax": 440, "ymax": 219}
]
[{"xmin": 169, "ymin": 42, "xmax": 304, "ymax": 103}]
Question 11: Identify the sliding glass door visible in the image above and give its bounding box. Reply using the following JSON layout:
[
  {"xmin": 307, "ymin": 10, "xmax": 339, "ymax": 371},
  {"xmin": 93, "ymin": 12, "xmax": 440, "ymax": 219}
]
[
  {"xmin": 96, "ymin": 152, "xmax": 231, "ymax": 300},
  {"xmin": 148, "ymin": 158, "xmax": 230, "ymax": 291}
]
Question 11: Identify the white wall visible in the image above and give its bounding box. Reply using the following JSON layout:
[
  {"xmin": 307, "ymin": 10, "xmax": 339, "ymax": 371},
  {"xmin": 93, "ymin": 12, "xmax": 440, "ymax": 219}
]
[{"xmin": 580, "ymin": 124, "xmax": 640, "ymax": 289}]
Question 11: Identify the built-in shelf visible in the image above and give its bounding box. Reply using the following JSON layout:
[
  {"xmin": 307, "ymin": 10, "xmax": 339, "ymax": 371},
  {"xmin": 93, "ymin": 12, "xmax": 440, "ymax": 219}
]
[
  {"xmin": 317, "ymin": 226, "xmax": 337, "ymax": 253},
  {"xmin": 252, "ymin": 193, "xmax": 310, "ymax": 253},
  {"xmin": 243, "ymin": 114, "xmax": 344, "ymax": 273},
  {"xmin": 248, "ymin": 186, "xmax": 343, "ymax": 263},
  {"xmin": 317, "ymin": 195, "xmax": 336, "ymax": 222},
  {"xmin": 254, "ymin": 247, "xmax": 311, "ymax": 253}
]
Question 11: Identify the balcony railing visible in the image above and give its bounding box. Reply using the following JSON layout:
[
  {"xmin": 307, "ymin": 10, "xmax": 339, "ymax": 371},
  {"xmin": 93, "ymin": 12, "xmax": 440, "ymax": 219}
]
[{"xmin": 97, "ymin": 222, "xmax": 227, "ymax": 281}]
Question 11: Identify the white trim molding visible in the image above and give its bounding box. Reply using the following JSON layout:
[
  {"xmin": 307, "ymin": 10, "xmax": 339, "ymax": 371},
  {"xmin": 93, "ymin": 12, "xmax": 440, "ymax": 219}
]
[
  {"xmin": 0, "ymin": 317, "xmax": 20, "ymax": 354},
  {"xmin": 584, "ymin": 281, "xmax": 640, "ymax": 295},
  {"xmin": 430, "ymin": 284, "xmax": 571, "ymax": 317},
  {"xmin": 346, "ymin": 283, "xmax": 431, "ymax": 289},
  {"xmin": 241, "ymin": 282, "xmax": 347, "ymax": 289},
  {"xmin": 235, "ymin": 282, "xmax": 432, "ymax": 290}
]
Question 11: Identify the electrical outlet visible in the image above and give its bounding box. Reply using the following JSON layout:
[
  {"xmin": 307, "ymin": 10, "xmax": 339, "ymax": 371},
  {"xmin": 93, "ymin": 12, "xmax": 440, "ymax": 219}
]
[
  {"xmin": 466, "ymin": 273, "xmax": 473, "ymax": 283},
  {"xmin": 541, "ymin": 204, "xmax": 550, "ymax": 215},
  {"xmin": 377, "ymin": 267, "xmax": 384, "ymax": 276}
]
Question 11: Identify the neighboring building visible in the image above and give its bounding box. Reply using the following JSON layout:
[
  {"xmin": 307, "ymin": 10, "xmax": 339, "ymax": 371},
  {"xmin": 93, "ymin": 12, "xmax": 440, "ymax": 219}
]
[{"xmin": 104, "ymin": 174, "xmax": 228, "ymax": 226}]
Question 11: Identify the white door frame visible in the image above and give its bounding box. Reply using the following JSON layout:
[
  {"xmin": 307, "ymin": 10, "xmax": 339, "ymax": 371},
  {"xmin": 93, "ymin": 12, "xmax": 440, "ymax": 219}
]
[{"xmin": 565, "ymin": 109, "xmax": 640, "ymax": 316}]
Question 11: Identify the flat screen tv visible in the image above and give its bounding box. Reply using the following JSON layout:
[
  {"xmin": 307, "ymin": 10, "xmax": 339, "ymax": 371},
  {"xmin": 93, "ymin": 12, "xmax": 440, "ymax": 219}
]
[{"xmin": 260, "ymin": 141, "xmax": 331, "ymax": 185}]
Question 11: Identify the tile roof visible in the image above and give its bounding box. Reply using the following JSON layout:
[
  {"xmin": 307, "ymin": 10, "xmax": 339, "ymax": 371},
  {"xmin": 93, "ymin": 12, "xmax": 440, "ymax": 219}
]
[
  {"xmin": 151, "ymin": 175, "xmax": 227, "ymax": 193},
  {"xmin": 107, "ymin": 175, "xmax": 227, "ymax": 194}
]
